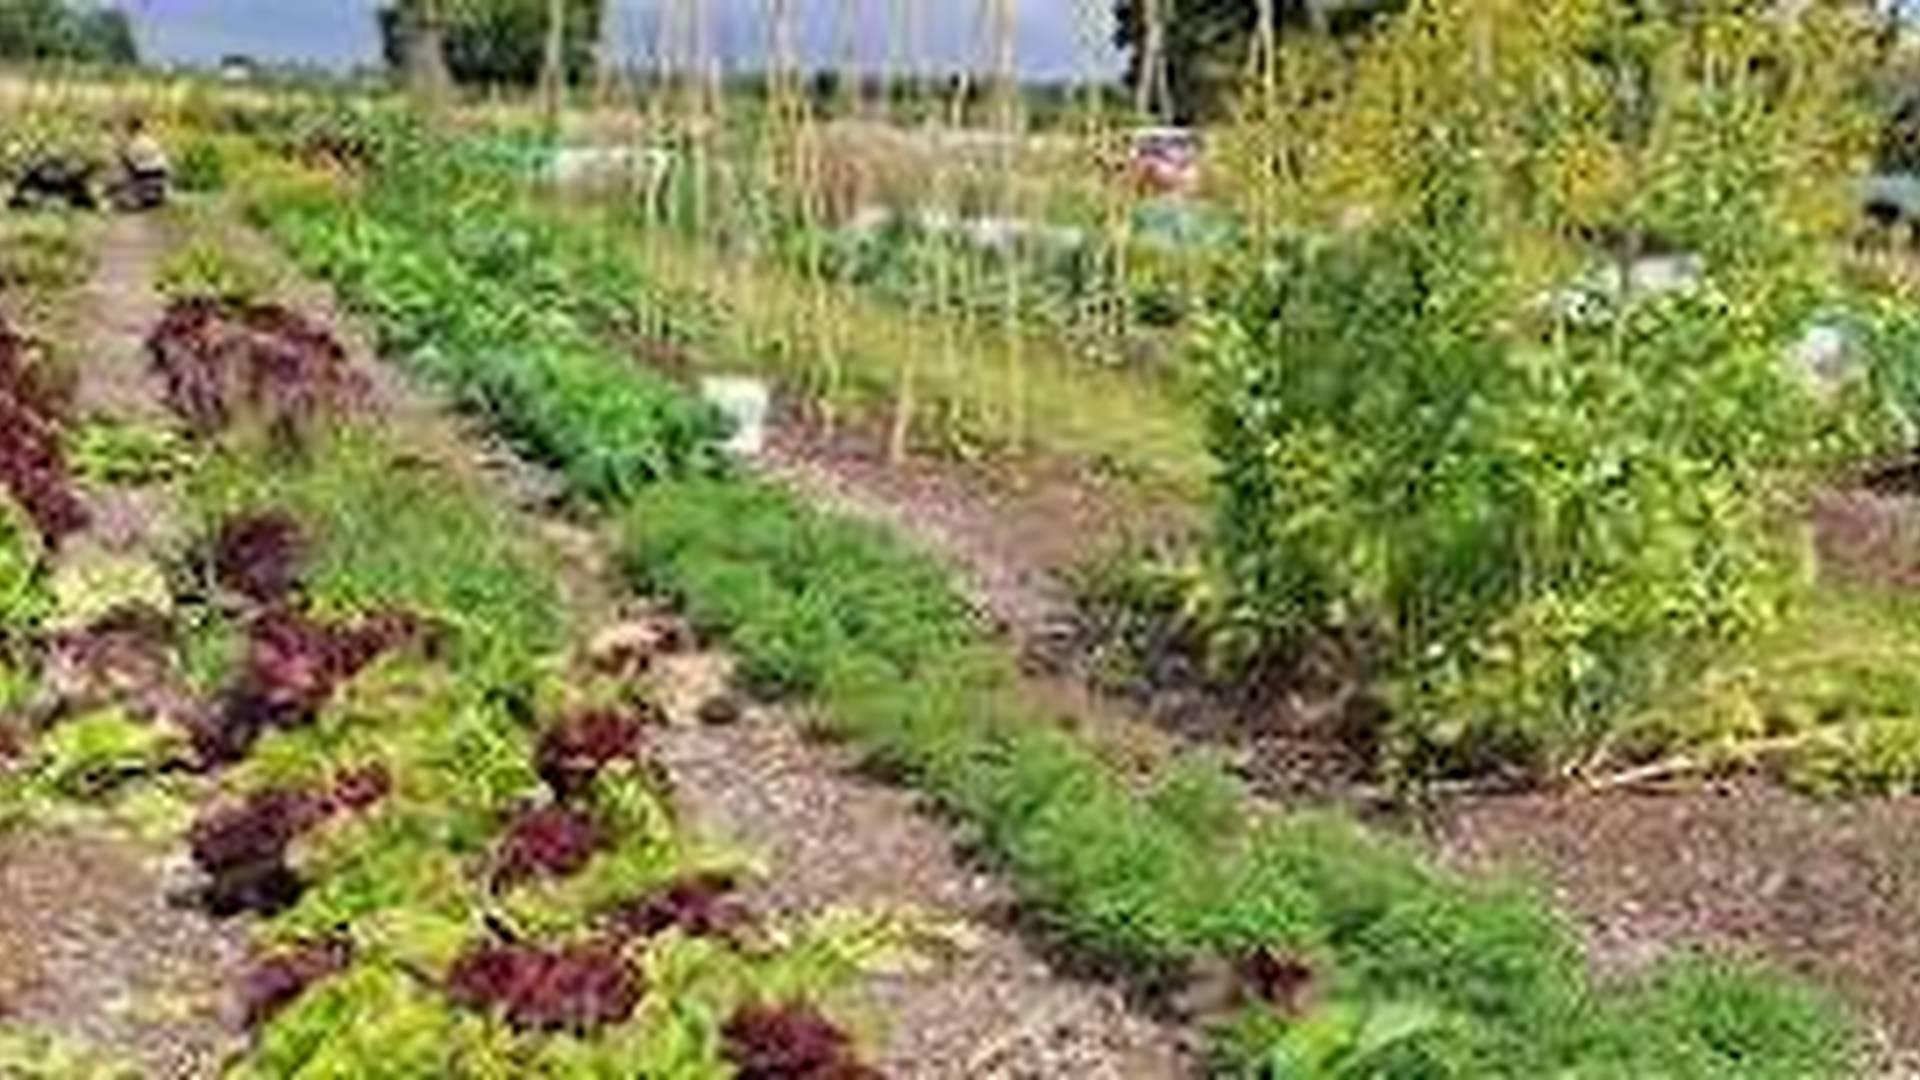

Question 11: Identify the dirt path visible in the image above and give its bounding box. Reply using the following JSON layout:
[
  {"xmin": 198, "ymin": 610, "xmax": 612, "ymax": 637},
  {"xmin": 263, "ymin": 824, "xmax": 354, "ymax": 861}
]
[{"xmin": 0, "ymin": 214, "xmax": 246, "ymax": 1077}]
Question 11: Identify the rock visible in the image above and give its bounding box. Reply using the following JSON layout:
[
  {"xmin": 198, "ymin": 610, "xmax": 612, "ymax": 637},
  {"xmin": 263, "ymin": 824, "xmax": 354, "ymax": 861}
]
[
  {"xmin": 586, "ymin": 617, "xmax": 692, "ymax": 678},
  {"xmin": 695, "ymin": 694, "xmax": 744, "ymax": 727}
]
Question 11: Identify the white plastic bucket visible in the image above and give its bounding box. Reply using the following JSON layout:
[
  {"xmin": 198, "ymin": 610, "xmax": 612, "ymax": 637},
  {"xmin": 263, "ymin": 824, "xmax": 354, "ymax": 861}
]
[{"xmin": 700, "ymin": 376, "xmax": 771, "ymax": 458}]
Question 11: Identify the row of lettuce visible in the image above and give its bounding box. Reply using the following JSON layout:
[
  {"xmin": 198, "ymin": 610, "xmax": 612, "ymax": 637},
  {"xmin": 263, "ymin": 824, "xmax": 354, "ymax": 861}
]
[
  {"xmin": 1, "ymin": 272, "xmax": 905, "ymax": 1072},
  {"xmin": 237, "ymin": 126, "xmax": 1862, "ymax": 1076}
]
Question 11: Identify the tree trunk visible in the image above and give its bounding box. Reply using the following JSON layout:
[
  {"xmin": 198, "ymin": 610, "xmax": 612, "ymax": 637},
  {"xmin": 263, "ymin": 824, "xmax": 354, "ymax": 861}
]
[
  {"xmin": 542, "ymin": 0, "xmax": 568, "ymax": 132},
  {"xmin": 410, "ymin": 0, "xmax": 451, "ymax": 108}
]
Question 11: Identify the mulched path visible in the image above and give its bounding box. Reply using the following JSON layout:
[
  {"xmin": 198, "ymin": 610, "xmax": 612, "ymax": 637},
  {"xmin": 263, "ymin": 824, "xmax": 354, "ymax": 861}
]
[{"xmin": 0, "ymin": 827, "xmax": 244, "ymax": 1077}]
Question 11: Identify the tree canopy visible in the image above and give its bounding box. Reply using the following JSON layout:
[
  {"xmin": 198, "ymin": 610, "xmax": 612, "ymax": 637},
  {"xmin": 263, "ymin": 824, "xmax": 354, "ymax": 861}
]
[
  {"xmin": 0, "ymin": 0, "xmax": 137, "ymax": 65},
  {"xmin": 377, "ymin": 0, "xmax": 602, "ymax": 89},
  {"xmin": 1113, "ymin": 0, "xmax": 1401, "ymax": 122}
]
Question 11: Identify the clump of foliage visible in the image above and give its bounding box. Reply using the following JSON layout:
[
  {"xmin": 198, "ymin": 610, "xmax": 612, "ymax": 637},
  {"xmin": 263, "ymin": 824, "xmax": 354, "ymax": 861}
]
[
  {"xmin": 721, "ymin": 1002, "xmax": 881, "ymax": 1080},
  {"xmin": 65, "ymin": 419, "xmax": 197, "ymax": 487},
  {"xmin": 155, "ymin": 240, "xmax": 279, "ymax": 306},
  {"xmin": 1194, "ymin": 0, "xmax": 1886, "ymax": 781},
  {"xmin": 242, "ymin": 936, "xmax": 355, "ymax": 1028},
  {"xmin": 28, "ymin": 708, "xmax": 178, "ymax": 798},
  {"xmin": 246, "ymin": 131, "xmax": 727, "ymax": 499},
  {"xmin": 0, "ymin": 318, "xmax": 87, "ymax": 543},
  {"xmin": 0, "ymin": 0, "xmax": 136, "ymax": 65},
  {"xmin": 189, "ymin": 766, "xmax": 393, "ymax": 916},
  {"xmin": 604, "ymin": 872, "xmax": 753, "ymax": 944},
  {"xmin": 375, "ymin": 0, "xmax": 604, "ymax": 88},
  {"xmin": 146, "ymin": 296, "xmax": 366, "ymax": 445},
  {"xmin": 211, "ymin": 509, "xmax": 308, "ymax": 604},
  {"xmin": 445, "ymin": 937, "xmax": 640, "ymax": 1034},
  {"xmin": 189, "ymin": 786, "xmax": 335, "ymax": 915},
  {"xmin": 193, "ymin": 605, "xmax": 428, "ymax": 765},
  {"xmin": 0, "ymin": 493, "xmax": 47, "ymax": 633},
  {"xmin": 535, "ymin": 707, "xmax": 652, "ymax": 801},
  {"xmin": 0, "ymin": 218, "xmax": 93, "ymax": 294},
  {"xmin": 171, "ymin": 136, "xmax": 231, "ymax": 194},
  {"xmin": 493, "ymin": 803, "xmax": 601, "ymax": 888}
]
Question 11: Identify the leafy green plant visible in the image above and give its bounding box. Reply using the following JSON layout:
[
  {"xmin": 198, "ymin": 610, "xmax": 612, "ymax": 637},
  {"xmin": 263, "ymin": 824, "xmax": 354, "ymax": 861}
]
[
  {"xmin": 66, "ymin": 420, "xmax": 198, "ymax": 487},
  {"xmin": 172, "ymin": 135, "xmax": 231, "ymax": 194},
  {"xmin": 1211, "ymin": 1000, "xmax": 1448, "ymax": 1079},
  {"xmin": 29, "ymin": 709, "xmax": 180, "ymax": 799},
  {"xmin": 156, "ymin": 239, "xmax": 280, "ymax": 306},
  {"xmin": 0, "ymin": 218, "xmax": 94, "ymax": 295},
  {"xmin": 0, "ymin": 494, "xmax": 47, "ymax": 631}
]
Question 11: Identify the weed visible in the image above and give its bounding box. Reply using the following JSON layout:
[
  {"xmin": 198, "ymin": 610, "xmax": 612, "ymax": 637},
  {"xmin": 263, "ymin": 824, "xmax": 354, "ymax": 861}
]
[{"xmin": 155, "ymin": 241, "xmax": 278, "ymax": 306}]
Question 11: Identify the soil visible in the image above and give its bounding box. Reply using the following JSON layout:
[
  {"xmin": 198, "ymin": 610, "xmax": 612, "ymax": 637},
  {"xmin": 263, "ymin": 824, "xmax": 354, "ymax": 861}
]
[
  {"xmin": 0, "ymin": 827, "xmax": 244, "ymax": 1077},
  {"xmin": 1436, "ymin": 784, "xmax": 1920, "ymax": 1071},
  {"xmin": 1812, "ymin": 486, "xmax": 1920, "ymax": 591}
]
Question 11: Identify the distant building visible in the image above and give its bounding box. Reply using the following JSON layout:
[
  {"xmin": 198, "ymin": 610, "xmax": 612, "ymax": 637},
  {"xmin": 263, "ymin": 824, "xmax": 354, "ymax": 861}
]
[{"xmin": 219, "ymin": 54, "xmax": 258, "ymax": 84}]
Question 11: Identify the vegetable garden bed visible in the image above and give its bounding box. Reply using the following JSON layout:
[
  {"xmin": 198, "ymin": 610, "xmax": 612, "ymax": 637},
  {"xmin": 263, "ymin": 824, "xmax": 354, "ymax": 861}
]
[{"xmin": 230, "ymin": 122, "xmax": 1869, "ymax": 1077}]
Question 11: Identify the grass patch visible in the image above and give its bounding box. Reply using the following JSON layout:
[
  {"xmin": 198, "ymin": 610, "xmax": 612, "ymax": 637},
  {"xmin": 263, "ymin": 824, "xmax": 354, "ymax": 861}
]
[{"xmin": 1626, "ymin": 583, "xmax": 1920, "ymax": 794}]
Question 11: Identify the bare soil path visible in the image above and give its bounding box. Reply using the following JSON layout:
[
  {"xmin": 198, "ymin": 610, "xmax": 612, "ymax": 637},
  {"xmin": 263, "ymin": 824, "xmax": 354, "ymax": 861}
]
[{"xmin": 0, "ymin": 213, "xmax": 245, "ymax": 1078}]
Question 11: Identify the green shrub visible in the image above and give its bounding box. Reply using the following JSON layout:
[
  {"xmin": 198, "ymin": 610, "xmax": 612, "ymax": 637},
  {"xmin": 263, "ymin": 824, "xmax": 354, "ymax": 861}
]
[
  {"xmin": 171, "ymin": 136, "xmax": 230, "ymax": 193},
  {"xmin": 1196, "ymin": 1, "xmax": 1878, "ymax": 780},
  {"xmin": 156, "ymin": 239, "xmax": 280, "ymax": 304}
]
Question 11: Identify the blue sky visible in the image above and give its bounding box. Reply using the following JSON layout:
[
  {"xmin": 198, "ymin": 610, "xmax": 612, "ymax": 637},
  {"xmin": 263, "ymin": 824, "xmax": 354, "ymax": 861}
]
[{"xmin": 127, "ymin": 1, "xmax": 1119, "ymax": 79}]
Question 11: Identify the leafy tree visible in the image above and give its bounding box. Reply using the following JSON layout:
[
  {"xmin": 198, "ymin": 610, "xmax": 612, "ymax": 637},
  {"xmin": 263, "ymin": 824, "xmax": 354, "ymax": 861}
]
[
  {"xmin": 0, "ymin": 0, "xmax": 137, "ymax": 65},
  {"xmin": 376, "ymin": 0, "xmax": 601, "ymax": 89},
  {"xmin": 1112, "ymin": 0, "xmax": 1402, "ymax": 122}
]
